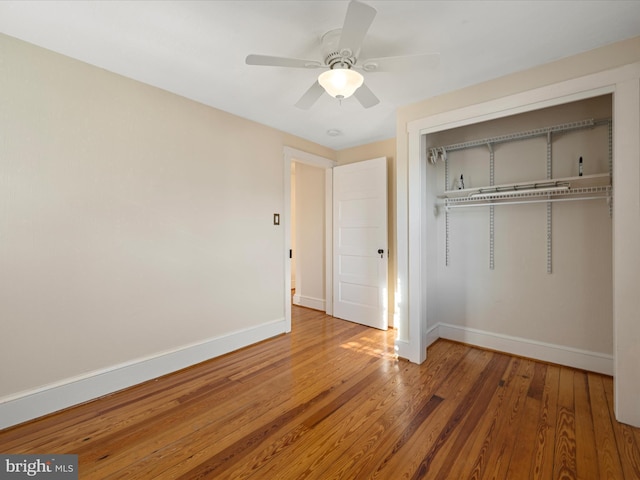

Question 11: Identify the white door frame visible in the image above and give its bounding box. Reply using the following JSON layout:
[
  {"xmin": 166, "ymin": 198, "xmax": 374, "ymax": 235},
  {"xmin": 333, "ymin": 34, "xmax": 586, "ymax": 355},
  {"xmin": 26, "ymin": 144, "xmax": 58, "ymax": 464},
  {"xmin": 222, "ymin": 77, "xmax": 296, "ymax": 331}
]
[{"xmin": 283, "ymin": 146, "xmax": 336, "ymax": 332}]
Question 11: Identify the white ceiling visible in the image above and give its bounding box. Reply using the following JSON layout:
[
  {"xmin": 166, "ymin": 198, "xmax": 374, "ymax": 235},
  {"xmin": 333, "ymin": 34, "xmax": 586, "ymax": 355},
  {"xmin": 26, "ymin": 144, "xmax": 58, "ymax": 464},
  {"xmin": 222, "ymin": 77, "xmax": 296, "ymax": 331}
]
[{"xmin": 1, "ymin": 1, "xmax": 640, "ymax": 150}]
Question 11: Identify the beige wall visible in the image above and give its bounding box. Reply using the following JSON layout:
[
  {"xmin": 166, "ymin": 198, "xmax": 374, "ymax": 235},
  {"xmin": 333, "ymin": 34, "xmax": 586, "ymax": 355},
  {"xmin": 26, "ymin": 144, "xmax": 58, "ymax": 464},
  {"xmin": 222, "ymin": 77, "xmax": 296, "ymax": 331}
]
[
  {"xmin": 337, "ymin": 139, "xmax": 397, "ymax": 326},
  {"xmin": 336, "ymin": 139, "xmax": 396, "ymax": 166},
  {"xmin": 0, "ymin": 33, "xmax": 334, "ymax": 401}
]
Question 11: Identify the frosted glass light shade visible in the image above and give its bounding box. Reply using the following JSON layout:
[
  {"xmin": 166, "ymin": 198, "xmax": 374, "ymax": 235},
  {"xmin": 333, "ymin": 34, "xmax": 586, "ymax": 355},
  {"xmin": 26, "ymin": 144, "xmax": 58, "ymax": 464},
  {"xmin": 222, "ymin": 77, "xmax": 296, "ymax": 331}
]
[{"xmin": 318, "ymin": 68, "xmax": 364, "ymax": 99}]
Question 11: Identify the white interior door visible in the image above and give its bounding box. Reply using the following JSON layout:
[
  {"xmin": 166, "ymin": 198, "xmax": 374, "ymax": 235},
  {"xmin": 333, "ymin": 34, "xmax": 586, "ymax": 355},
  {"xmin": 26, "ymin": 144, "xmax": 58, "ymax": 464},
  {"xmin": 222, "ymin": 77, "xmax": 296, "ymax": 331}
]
[{"xmin": 333, "ymin": 157, "xmax": 388, "ymax": 330}]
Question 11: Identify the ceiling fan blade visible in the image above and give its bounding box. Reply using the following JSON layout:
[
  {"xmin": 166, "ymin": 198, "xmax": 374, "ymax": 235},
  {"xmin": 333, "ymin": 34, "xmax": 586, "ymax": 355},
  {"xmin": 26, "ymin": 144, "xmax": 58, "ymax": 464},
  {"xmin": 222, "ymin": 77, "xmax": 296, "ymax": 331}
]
[
  {"xmin": 338, "ymin": 1, "xmax": 377, "ymax": 58},
  {"xmin": 295, "ymin": 81, "xmax": 325, "ymax": 109},
  {"xmin": 353, "ymin": 83, "xmax": 379, "ymax": 108},
  {"xmin": 246, "ymin": 54, "xmax": 323, "ymax": 69},
  {"xmin": 359, "ymin": 53, "xmax": 440, "ymax": 72}
]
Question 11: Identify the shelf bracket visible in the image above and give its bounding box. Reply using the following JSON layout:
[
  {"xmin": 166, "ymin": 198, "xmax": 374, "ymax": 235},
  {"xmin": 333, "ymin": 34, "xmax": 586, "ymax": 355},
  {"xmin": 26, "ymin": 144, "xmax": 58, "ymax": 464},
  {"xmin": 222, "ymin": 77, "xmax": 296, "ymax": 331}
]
[
  {"xmin": 445, "ymin": 209, "xmax": 450, "ymax": 267},
  {"xmin": 546, "ymin": 132, "xmax": 553, "ymax": 274},
  {"xmin": 488, "ymin": 143, "xmax": 495, "ymax": 270},
  {"xmin": 442, "ymin": 147, "xmax": 449, "ymax": 190},
  {"xmin": 608, "ymin": 120, "xmax": 613, "ymax": 218},
  {"xmin": 444, "ymin": 146, "xmax": 450, "ymax": 267}
]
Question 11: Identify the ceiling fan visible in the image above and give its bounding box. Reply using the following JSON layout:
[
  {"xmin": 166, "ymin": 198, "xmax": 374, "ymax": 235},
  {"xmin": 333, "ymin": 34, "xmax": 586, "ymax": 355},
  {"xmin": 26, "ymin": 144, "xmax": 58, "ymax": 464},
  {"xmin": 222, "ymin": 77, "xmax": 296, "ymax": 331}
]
[{"xmin": 245, "ymin": 0, "xmax": 439, "ymax": 109}]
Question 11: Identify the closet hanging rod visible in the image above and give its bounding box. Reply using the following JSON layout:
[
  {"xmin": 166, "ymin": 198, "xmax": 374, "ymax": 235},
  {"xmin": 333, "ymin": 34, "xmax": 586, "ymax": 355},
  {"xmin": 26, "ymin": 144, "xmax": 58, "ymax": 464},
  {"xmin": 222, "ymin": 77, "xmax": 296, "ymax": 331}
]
[
  {"xmin": 469, "ymin": 185, "xmax": 569, "ymax": 199},
  {"xmin": 428, "ymin": 118, "xmax": 611, "ymax": 160},
  {"xmin": 469, "ymin": 180, "xmax": 571, "ymax": 197},
  {"xmin": 445, "ymin": 195, "xmax": 609, "ymax": 210},
  {"xmin": 444, "ymin": 183, "xmax": 610, "ymax": 203}
]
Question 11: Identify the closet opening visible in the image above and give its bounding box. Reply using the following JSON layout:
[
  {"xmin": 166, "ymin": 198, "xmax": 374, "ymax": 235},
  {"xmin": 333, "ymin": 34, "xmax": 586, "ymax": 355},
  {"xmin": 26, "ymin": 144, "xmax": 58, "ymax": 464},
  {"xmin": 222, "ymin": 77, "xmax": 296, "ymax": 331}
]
[{"xmin": 423, "ymin": 95, "xmax": 614, "ymax": 374}]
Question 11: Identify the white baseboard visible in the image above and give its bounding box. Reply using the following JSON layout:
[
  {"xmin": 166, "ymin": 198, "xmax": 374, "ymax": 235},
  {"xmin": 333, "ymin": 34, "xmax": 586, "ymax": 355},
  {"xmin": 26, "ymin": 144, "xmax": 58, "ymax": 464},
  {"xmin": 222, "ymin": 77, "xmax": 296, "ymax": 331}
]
[
  {"xmin": 395, "ymin": 325, "xmax": 438, "ymax": 362},
  {"xmin": 292, "ymin": 294, "xmax": 326, "ymax": 311},
  {"xmin": 0, "ymin": 318, "xmax": 287, "ymax": 430},
  {"xmin": 394, "ymin": 338, "xmax": 410, "ymax": 360},
  {"xmin": 425, "ymin": 323, "xmax": 440, "ymax": 348},
  {"xmin": 433, "ymin": 323, "xmax": 613, "ymax": 375}
]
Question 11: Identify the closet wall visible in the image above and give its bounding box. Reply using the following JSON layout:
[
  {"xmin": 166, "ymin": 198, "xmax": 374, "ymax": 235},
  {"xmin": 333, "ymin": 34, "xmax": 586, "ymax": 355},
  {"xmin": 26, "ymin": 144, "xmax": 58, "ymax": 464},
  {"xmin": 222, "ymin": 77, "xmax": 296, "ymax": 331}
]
[{"xmin": 427, "ymin": 96, "xmax": 613, "ymax": 357}]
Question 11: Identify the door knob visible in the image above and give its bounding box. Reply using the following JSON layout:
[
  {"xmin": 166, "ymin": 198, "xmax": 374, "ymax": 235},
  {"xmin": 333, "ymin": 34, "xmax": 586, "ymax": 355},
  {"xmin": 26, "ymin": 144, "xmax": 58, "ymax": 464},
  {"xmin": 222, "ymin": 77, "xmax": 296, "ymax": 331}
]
[{"xmin": 377, "ymin": 249, "xmax": 384, "ymax": 258}]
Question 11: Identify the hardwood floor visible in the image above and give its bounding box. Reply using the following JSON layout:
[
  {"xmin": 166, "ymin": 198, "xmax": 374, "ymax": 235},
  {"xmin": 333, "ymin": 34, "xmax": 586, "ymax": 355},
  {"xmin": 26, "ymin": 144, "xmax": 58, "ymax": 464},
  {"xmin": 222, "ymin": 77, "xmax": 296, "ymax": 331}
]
[{"xmin": 2, "ymin": 306, "xmax": 639, "ymax": 479}]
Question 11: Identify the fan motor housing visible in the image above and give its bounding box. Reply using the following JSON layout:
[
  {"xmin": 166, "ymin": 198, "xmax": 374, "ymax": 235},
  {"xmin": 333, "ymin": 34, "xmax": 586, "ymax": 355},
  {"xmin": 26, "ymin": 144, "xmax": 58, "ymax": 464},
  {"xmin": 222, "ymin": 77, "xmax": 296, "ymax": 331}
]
[
  {"xmin": 325, "ymin": 51, "xmax": 356, "ymax": 69},
  {"xmin": 321, "ymin": 29, "xmax": 357, "ymax": 68}
]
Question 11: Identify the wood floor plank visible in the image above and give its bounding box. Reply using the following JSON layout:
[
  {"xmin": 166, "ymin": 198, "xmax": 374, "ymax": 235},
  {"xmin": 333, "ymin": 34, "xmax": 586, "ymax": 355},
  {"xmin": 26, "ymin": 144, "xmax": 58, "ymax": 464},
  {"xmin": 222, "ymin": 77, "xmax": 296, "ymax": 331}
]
[
  {"xmin": 573, "ymin": 370, "xmax": 599, "ymax": 479},
  {"xmin": 171, "ymin": 359, "xmax": 391, "ymax": 480},
  {"xmin": 85, "ymin": 328, "xmax": 379, "ymax": 478},
  {"xmin": 635, "ymin": 427, "xmax": 640, "ymax": 466},
  {"xmin": 433, "ymin": 355, "xmax": 523, "ymax": 480},
  {"xmin": 530, "ymin": 363, "xmax": 561, "ymax": 480},
  {"xmin": 423, "ymin": 353, "xmax": 516, "ymax": 480},
  {"xmin": 236, "ymin": 342, "xmax": 465, "ymax": 480},
  {"xmin": 553, "ymin": 367, "xmax": 578, "ymax": 479},
  {"xmin": 271, "ymin": 343, "xmax": 476, "ymax": 480},
  {"xmin": 588, "ymin": 372, "xmax": 625, "ymax": 479},
  {"xmin": 602, "ymin": 373, "xmax": 640, "ymax": 479},
  {"xmin": 497, "ymin": 358, "xmax": 540, "ymax": 479},
  {"xmin": 479, "ymin": 357, "xmax": 538, "ymax": 480},
  {"xmin": 123, "ymin": 324, "xmax": 394, "ymax": 480},
  {"xmin": 368, "ymin": 349, "xmax": 497, "ymax": 479},
  {"xmin": 1, "ymin": 306, "xmax": 639, "ymax": 480},
  {"xmin": 222, "ymin": 359, "xmax": 408, "ymax": 480}
]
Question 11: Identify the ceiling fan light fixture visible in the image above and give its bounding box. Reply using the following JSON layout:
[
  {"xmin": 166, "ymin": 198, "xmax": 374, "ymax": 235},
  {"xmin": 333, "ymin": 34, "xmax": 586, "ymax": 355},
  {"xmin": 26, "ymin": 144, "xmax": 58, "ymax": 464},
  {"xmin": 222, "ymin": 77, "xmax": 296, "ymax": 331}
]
[{"xmin": 318, "ymin": 68, "xmax": 363, "ymax": 99}]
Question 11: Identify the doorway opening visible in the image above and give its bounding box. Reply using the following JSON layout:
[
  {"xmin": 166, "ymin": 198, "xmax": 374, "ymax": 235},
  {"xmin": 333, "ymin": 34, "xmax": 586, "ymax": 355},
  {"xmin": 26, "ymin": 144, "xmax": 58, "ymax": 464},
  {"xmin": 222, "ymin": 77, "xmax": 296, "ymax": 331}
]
[
  {"xmin": 291, "ymin": 161, "xmax": 327, "ymax": 311},
  {"xmin": 283, "ymin": 147, "xmax": 335, "ymax": 333}
]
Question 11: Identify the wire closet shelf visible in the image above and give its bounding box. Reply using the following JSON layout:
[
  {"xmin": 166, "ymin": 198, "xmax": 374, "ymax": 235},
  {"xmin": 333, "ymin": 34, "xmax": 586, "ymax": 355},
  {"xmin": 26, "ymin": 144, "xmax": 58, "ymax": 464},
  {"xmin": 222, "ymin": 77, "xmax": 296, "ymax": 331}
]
[
  {"xmin": 429, "ymin": 117, "xmax": 613, "ymax": 273},
  {"xmin": 431, "ymin": 118, "xmax": 612, "ymax": 210}
]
